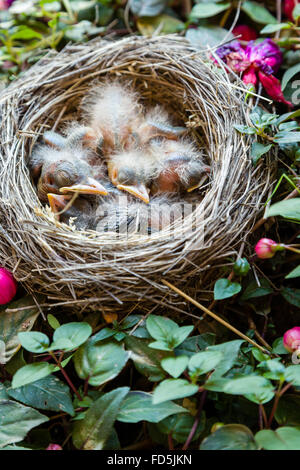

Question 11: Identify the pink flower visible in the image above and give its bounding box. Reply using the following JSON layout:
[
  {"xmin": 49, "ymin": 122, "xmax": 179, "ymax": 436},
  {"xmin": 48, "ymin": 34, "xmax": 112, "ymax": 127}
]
[
  {"xmin": 284, "ymin": 0, "xmax": 299, "ymax": 21},
  {"xmin": 0, "ymin": 268, "xmax": 17, "ymax": 305},
  {"xmin": 0, "ymin": 0, "xmax": 15, "ymax": 9},
  {"xmin": 254, "ymin": 238, "xmax": 285, "ymax": 259},
  {"xmin": 46, "ymin": 444, "xmax": 63, "ymax": 450},
  {"xmin": 283, "ymin": 327, "xmax": 300, "ymax": 352},
  {"xmin": 232, "ymin": 25, "xmax": 257, "ymax": 42},
  {"xmin": 215, "ymin": 39, "xmax": 292, "ymax": 106}
]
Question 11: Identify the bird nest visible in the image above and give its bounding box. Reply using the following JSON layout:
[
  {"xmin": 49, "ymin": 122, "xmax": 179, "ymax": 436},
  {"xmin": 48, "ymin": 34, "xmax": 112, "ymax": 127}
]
[{"xmin": 0, "ymin": 35, "xmax": 275, "ymax": 318}]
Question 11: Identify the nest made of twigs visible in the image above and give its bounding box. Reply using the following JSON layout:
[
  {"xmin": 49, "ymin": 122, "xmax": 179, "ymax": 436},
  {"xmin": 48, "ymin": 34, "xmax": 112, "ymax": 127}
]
[{"xmin": 0, "ymin": 35, "xmax": 275, "ymax": 318}]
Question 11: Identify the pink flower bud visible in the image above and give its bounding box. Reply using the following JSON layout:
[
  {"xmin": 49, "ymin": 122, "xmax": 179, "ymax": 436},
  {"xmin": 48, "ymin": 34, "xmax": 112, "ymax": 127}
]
[
  {"xmin": 283, "ymin": 327, "xmax": 300, "ymax": 352},
  {"xmin": 46, "ymin": 444, "xmax": 63, "ymax": 450},
  {"xmin": 254, "ymin": 238, "xmax": 284, "ymax": 259},
  {"xmin": 0, "ymin": 268, "xmax": 17, "ymax": 305}
]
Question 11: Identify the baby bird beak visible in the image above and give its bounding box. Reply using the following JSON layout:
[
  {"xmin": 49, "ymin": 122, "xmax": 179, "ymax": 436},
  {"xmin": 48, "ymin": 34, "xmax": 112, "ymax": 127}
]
[
  {"xmin": 59, "ymin": 177, "xmax": 108, "ymax": 196},
  {"xmin": 47, "ymin": 193, "xmax": 70, "ymax": 214},
  {"xmin": 117, "ymin": 183, "xmax": 150, "ymax": 204}
]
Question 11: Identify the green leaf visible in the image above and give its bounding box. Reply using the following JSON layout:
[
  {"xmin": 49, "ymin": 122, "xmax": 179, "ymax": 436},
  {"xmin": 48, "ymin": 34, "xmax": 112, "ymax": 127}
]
[
  {"xmin": 161, "ymin": 356, "xmax": 189, "ymax": 378},
  {"xmin": 146, "ymin": 315, "xmax": 178, "ymax": 341},
  {"xmin": 171, "ymin": 326, "xmax": 194, "ymax": 349},
  {"xmin": 188, "ymin": 350, "xmax": 223, "ymax": 377},
  {"xmin": 285, "ymin": 365, "xmax": 300, "ymax": 386},
  {"xmin": 72, "ymin": 387, "xmax": 129, "ymax": 450},
  {"xmin": 146, "ymin": 315, "xmax": 193, "ymax": 350},
  {"xmin": 275, "ymin": 109, "xmax": 300, "ymax": 125},
  {"xmin": 186, "ymin": 26, "xmax": 233, "ymax": 48},
  {"xmin": 240, "ymin": 279, "xmax": 273, "ymax": 300},
  {"xmin": 234, "ymin": 124, "xmax": 257, "ymax": 135},
  {"xmin": 265, "ymin": 198, "xmax": 300, "ymax": 221},
  {"xmin": 129, "ymin": 0, "xmax": 168, "ymax": 17},
  {"xmin": 200, "ymin": 424, "xmax": 257, "ymax": 450},
  {"xmin": 117, "ymin": 391, "xmax": 187, "ymax": 423},
  {"xmin": 0, "ymin": 445, "xmax": 31, "ymax": 450},
  {"xmin": 137, "ymin": 14, "xmax": 184, "ymax": 36},
  {"xmin": 244, "ymin": 388, "xmax": 275, "ymax": 404},
  {"xmin": 12, "ymin": 363, "xmax": 56, "ymax": 389},
  {"xmin": 274, "ymin": 131, "xmax": 300, "ymax": 144},
  {"xmin": 158, "ymin": 412, "xmax": 205, "ymax": 444},
  {"xmin": 204, "ymin": 377, "xmax": 233, "ymax": 392},
  {"xmin": 251, "ymin": 142, "xmax": 272, "ymax": 166},
  {"xmin": 272, "ymin": 337, "xmax": 288, "ymax": 355},
  {"xmin": 0, "ymin": 400, "xmax": 48, "ymax": 448},
  {"xmin": 207, "ymin": 340, "xmax": 244, "ymax": 379},
  {"xmin": 47, "ymin": 314, "xmax": 60, "ymax": 330},
  {"xmin": 222, "ymin": 376, "xmax": 274, "ymax": 396},
  {"xmin": 293, "ymin": 3, "xmax": 300, "ymax": 20},
  {"xmin": 278, "ymin": 121, "xmax": 300, "ymax": 132},
  {"xmin": 124, "ymin": 336, "xmax": 166, "ymax": 381},
  {"xmin": 175, "ymin": 333, "xmax": 216, "ymax": 357},
  {"xmin": 10, "ymin": 26, "xmax": 42, "ymax": 40},
  {"xmin": 74, "ymin": 339, "xmax": 129, "ymax": 387},
  {"xmin": 252, "ymin": 348, "xmax": 270, "ymax": 362},
  {"xmin": 18, "ymin": 332, "xmax": 50, "ymax": 354},
  {"xmin": 7, "ymin": 376, "xmax": 74, "ymax": 416},
  {"xmin": 51, "ymin": 322, "xmax": 92, "ymax": 351},
  {"xmin": 242, "ymin": 1, "xmax": 277, "ymax": 24},
  {"xmin": 152, "ymin": 379, "xmax": 198, "ymax": 405},
  {"xmin": 190, "ymin": 2, "xmax": 230, "ymax": 19},
  {"xmin": 286, "ymin": 265, "xmax": 300, "ymax": 279},
  {"xmin": 275, "ymin": 395, "xmax": 300, "ymax": 426},
  {"xmin": 255, "ymin": 427, "xmax": 300, "ymax": 450},
  {"xmin": 0, "ymin": 384, "xmax": 8, "ymax": 400},
  {"xmin": 281, "ymin": 287, "xmax": 300, "ymax": 308},
  {"xmin": 261, "ymin": 23, "xmax": 291, "ymax": 34},
  {"xmin": 214, "ymin": 279, "xmax": 241, "ymax": 300},
  {"xmin": 0, "ymin": 295, "xmax": 40, "ymax": 364}
]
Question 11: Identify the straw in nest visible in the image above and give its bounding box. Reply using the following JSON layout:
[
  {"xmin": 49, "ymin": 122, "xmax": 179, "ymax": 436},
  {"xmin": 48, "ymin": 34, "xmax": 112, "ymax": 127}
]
[{"xmin": 0, "ymin": 35, "xmax": 275, "ymax": 318}]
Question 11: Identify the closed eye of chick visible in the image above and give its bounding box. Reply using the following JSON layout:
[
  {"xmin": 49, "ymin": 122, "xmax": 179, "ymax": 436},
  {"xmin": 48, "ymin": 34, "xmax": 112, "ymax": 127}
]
[{"xmin": 29, "ymin": 127, "xmax": 108, "ymax": 203}]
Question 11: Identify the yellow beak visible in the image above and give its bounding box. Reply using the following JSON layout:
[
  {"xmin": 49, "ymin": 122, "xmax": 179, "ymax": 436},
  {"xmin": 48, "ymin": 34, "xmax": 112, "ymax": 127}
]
[
  {"xmin": 117, "ymin": 183, "xmax": 150, "ymax": 204},
  {"xmin": 47, "ymin": 193, "xmax": 70, "ymax": 214},
  {"xmin": 60, "ymin": 177, "xmax": 108, "ymax": 196}
]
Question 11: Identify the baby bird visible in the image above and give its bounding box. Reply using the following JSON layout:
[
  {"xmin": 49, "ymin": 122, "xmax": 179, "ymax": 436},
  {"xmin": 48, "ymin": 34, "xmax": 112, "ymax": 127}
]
[
  {"xmin": 29, "ymin": 127, "xmax": 108, "ymax": 203},
  {"xmin": 150, "ymin": 138, "xmax": 210, "ymax": 195},
  {"xmin": 47, "ymin": 193, "xmax": 95, "ymax": 230},
  {"xmin": 81, "ymin": 80, "xmax": 143, "ymax": 156},
  {"xmin": 136, "ymin": 105, "xmax": 187, "ymax": 146},
  {"xmin": 106, "ymin": 149, "xmax": 157, "ymax": 204},
  {"xmin": 95, "ymin": 195, "xmax": 184, "ymax": 235},
  {"xmin": 48, "ymin": 190, "xmax": 184, "ymax": 235}
]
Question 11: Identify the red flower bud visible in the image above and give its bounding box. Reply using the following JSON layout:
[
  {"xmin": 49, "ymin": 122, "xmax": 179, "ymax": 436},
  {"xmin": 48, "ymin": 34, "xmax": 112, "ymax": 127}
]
[
  {"xmin": 254, "ymin": 238, "xmax": 284, "ymax": 259},
  {"xmin": 283, "ymin": 327, "xmax": 300, "ymax": 352},
  {"xmin": 284, "ymin": 0, "xmax": 299, "ymax": 21},
  {"xmin": 0, "ymin": 268, "xmax": 17, "ymax": 305},
  {"xmin": 232, "ymin": 25, "xmax": 258, "ymax": 42}
]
